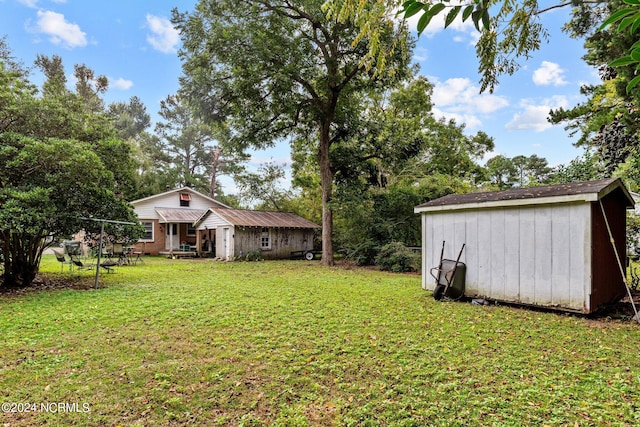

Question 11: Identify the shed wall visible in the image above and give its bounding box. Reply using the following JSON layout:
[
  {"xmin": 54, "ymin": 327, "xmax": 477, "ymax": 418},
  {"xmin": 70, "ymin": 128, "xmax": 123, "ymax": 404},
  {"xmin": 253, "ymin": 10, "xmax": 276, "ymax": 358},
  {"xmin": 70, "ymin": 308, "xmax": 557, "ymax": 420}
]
[
  {"xmin": 590, "ymin": 194, "xmax": 627, "ymax": 308},
  {"xmin": 422, "ymin": 203, "xmax": 592, "ymax": 312},
  {"xmin": 233, "ymin": 227, "xmax": 315, "ymax": 260}
]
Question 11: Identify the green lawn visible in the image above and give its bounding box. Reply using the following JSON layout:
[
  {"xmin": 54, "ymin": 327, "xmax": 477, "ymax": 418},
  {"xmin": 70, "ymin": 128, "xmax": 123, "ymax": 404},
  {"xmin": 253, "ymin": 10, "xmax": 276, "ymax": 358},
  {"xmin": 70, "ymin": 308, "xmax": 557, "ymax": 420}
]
[{"xmin": 1, "ymin": 255, "xmax": 639, "ymax": 426}]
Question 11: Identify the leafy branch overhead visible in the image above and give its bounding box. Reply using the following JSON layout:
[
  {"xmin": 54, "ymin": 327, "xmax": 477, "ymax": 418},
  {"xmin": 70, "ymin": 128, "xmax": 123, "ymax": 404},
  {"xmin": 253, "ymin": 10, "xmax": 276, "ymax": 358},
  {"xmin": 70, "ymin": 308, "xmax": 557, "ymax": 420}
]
[
  {"xmin": 399, "ymin": 0, "xmax": 552, "ymax": 92},
  {"xmin": 399, "ymin": 0, "xmax": 491, "ymax": 35},
  {"xmin": 327, "ymin": 0, "xmax": 593, "ymax": 92},
  {"xmin": 600, "ymin": 0, "xmax": 640, "ymax": 92}
]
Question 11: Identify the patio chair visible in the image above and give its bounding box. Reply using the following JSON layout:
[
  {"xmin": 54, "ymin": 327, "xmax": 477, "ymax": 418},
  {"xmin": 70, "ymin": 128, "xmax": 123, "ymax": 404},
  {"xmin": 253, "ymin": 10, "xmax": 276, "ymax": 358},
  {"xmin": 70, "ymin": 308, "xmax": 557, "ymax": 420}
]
[
  {"xmin": 54, "ymin": 250, "xmax": 73, "ymax": 273},
  {"xmin": 69, "ymin": 254, "xmax": 95, "ymax": 272},
  {"xmin": 99, "ymin": 259, "xmax": 118, "ymax": 273},
  {"xmin": 132, "ymin": 242, "xmax": 145, "ymax": 265},
  {"xmin": 112, "ymin": 243, "xmax": 130, "ymax": 265}
]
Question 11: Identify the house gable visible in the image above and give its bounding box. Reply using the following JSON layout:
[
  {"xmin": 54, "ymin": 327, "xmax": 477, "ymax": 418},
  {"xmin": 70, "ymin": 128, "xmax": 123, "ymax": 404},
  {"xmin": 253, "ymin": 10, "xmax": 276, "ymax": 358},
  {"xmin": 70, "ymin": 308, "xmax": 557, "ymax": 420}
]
[{"xmin": 131, "ymin": 187, "xmax": 230, "ymax": 220}]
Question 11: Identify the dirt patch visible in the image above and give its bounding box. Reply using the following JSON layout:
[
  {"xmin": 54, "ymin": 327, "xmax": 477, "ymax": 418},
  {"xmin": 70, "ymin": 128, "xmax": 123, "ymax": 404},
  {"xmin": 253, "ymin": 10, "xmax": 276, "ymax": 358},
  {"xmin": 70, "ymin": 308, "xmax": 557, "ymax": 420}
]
[
  {"xmin": 0, "ymin": 274, "xmax": 94, "ymax": 297},
  {"xmin": 595, "ymin": 289, "xmax": 640, "ymax": 321}
]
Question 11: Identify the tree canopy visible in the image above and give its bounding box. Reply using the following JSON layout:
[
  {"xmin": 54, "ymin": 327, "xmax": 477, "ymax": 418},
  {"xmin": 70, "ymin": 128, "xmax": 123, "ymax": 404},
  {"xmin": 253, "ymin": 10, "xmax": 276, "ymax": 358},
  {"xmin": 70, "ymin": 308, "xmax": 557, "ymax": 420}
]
[{"xmin": 0, "ymin": 42, "xmax": 141, "ymax": 287}]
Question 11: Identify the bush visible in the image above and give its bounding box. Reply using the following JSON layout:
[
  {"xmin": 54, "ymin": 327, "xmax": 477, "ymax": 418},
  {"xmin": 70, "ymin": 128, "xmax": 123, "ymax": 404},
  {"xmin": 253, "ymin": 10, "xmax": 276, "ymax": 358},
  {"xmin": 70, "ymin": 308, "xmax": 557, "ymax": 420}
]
[
  {"xmin": 343, "ymin": 239, "xmax": 379, "ymax": 266},
  {"xmin": 375, "ymin": 242, "xmax": 420, "ymax": 273},
  {"xmin": 245, "ymin": 249, "xmax": 263, "ymax": 262}
]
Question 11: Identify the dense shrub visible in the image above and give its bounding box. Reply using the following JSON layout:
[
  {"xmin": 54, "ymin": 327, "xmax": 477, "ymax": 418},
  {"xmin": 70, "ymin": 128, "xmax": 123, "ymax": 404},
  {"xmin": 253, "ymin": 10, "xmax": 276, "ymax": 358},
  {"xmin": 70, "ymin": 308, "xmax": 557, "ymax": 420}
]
[
  {"xmin": 245, "ymin": 249, "xmax": 263, "ymax": 262},
  {"xmin": 343, "ymin": 239, "xmax": 379, "ymax": 266},
  {"xmin": 375, "ymin": 241, "xmax": 420, "ymax": 273}
]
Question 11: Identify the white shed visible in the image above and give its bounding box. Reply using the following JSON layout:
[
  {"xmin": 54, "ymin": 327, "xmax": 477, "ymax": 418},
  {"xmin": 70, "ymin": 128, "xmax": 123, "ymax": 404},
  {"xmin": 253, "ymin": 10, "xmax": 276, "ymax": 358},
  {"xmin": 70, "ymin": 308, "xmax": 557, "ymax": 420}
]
[{"xmin": 414, "ymin": 178, "xmax": 635, "ymax": 314}]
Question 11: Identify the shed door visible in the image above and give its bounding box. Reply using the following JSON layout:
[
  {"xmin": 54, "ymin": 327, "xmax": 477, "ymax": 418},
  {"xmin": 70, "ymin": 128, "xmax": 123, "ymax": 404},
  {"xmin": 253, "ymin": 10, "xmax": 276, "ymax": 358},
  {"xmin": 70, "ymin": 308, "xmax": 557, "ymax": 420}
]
[{"xmin": 223, "ymin": 227, "xmax": 230, "ymax": 260}]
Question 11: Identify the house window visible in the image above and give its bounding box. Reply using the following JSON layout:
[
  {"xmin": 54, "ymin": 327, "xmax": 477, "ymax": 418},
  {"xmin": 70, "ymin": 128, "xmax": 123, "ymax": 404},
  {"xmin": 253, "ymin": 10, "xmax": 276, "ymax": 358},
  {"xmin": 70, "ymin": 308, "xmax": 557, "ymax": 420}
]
[
  {"xmin": 261, "ymin": 227, "xmax": 271, "ymax": 249},
  {"xmin": 187, "ymin": 223, "xmax": 196, "ymax": 236},
  {"xmin": 179, "ymin": 193, "xmax": 191, "ymax": 207},
  {"xmin": 140, "ymin": 221, "xmax": 154, "ymax": 241}
]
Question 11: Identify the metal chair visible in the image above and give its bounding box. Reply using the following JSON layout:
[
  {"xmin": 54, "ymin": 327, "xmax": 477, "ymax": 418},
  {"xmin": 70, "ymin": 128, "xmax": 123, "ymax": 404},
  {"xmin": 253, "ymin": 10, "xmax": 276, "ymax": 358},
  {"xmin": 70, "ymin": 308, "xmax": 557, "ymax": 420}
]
[
  {"xmin": 69, "ymin": 254, "xmax": 95, "ymax": 272},
  {"xmin": 53, "ymin": 250, "xmax": 73, "ymax": 273},
  {"xmin": 132, "ymin": 242, "xmax": 145, "ymax": 265}
]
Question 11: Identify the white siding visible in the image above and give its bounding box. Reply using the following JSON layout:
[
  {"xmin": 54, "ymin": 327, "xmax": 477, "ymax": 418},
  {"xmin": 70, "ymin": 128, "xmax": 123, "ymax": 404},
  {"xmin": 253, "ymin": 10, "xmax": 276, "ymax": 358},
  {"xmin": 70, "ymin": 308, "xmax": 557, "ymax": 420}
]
[
  {"xmin": 197, "ymin": 211, "xmax": 232, "ymax": 230},
  {"xmin": 131, "ymin": 189, "xmax": 226, "ymax": 220},
  {"xmin": 421, "ymin": 203, "xmax": 591, "ymax": 312},
  {"xmin": 132, "ymin": 199, "xmax": 160, "ymax": 220}
]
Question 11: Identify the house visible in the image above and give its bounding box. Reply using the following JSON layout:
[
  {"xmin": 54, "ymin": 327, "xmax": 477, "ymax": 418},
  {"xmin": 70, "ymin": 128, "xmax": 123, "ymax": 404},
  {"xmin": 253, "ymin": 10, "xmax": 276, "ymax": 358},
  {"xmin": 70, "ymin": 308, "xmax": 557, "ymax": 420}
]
[
  {"xmin": 130, "ymin": 187, "xmax": 320, "ymax": 260},
  {"xmin": 414, "ymin": 178, "xmax": 635, "ymax": 314}
]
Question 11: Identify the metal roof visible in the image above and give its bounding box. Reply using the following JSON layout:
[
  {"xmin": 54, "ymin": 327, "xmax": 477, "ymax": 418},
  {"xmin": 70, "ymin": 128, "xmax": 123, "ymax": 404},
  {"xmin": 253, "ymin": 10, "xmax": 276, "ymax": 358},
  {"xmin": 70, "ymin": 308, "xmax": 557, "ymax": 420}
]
[
  {"xmin": 415, "ymin": 178, "xmax": 634, "ymax": 213},
  {"xmin": 156, "ymin": 208, "xmax": 208, "ymax": 223},
  {"xmin": 208, "ymin": 208, "xmax": 320, "ymax": 229}
]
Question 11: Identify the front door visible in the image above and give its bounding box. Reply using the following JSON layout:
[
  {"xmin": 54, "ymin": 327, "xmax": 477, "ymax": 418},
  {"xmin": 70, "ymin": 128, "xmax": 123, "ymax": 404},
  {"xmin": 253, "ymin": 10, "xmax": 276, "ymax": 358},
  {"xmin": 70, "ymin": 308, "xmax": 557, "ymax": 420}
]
[{"xmin": 165, "ymin": 223, "xmax": 180, "ymax": 250}]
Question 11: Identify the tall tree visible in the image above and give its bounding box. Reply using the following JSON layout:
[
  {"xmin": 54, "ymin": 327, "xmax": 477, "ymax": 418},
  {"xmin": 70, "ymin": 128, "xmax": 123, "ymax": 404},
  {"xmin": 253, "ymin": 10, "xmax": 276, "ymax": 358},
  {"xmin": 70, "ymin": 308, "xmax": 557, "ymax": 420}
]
[
  {"xmin": 153, "ymin": 94, "xmax": 218, "ymax": 192},
  {"xmin": 107, "ymin": 96, "xmax": 151, "ymax": 141},
  {"xmin": 172, "ymin": 0, "xmax": 412, "ymax": 265},
  {"xmin": 486, "ymin": 155, "xmax": 518, "ymax": 189}
]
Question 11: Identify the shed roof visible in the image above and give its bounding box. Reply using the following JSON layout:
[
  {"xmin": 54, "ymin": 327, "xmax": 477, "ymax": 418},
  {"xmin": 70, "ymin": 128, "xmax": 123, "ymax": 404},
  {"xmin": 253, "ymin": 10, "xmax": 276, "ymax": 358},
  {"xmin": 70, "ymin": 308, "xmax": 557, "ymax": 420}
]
[
  {"xmin": 199, "ymin": 208, "xmax": 320, "ymax": 229},
  {"xmin": 415, "ymin": 178, "xmax": 634, "ymax": 213},
  {"xmin": 156, "ymin": 208, "xmax": 207, "ymax": 223}
]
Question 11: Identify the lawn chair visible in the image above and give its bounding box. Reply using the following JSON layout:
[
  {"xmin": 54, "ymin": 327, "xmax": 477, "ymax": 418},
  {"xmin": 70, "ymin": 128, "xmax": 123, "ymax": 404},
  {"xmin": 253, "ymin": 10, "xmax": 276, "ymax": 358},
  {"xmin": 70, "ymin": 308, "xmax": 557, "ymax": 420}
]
[
  {"xmin": 430, "ymin": 241, "xmax": 466, "ymax": 301},
  {"xmin": 54, "ymin": 250, "xmax": 73, "ymax": 273},
  {"xmin": 69, "ymin": 254, "xmax": 95, "ymax": 272},
  {"xmin": 132, "ymin": 242, "xmax": 145, "ymax": 265},
  {"xmin": 112, "ymin": 243, "xmax": 130, "ymax": 265},
  {"xmin": 99, "ymin": 259, "xmax": 118, "ymax": 273}
]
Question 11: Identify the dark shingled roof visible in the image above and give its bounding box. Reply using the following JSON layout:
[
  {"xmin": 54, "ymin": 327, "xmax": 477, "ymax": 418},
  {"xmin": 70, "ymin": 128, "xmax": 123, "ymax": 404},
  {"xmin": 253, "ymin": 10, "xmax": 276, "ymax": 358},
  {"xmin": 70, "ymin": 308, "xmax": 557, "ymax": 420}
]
[{"xmin": 416, "ymin": 178, "xmax": 633, "ymax": 209}]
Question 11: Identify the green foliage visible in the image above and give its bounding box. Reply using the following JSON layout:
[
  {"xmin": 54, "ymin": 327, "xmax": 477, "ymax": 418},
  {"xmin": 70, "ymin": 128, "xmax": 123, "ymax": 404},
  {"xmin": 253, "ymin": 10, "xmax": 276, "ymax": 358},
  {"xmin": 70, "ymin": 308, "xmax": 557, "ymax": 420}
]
[
  {"xmin": 375, "ymin": 241, "xmax": 420, "ymax": 272},
  {"xmin": 626, "ymin": 210, "xmax": 640, "ymax": 257},
  {"xmin": 235, "ymin": 162, "xmax": 292, "ymax": 211},
  {"xmin": 153, "ymin": 94, "xmax": 220, "ymax": 192},
  {"xmin": 600, "ymin": 0, "xmax": 640, "ymax": 92},
  {"xmin": 548, "ymin": 150, "xmax": 605, "ymax": 184},
  {"xmin": 244, "ymin": 249, "xmax": 263, "ymax": 262},
  {"xmin": 486, "ymin": 153, "xmax": 553, "ymax": 189},
  {"xmin": 0, "ymin": 42, "xmax": 141, "ymax": 287}
]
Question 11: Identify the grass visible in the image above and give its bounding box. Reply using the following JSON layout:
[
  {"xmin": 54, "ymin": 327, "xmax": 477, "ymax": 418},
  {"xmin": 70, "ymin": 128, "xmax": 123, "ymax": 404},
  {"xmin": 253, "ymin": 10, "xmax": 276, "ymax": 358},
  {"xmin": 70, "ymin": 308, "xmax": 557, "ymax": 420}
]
[{"xmin": 1, "ymin": 255, "xmax": 639, "ymax": 426}]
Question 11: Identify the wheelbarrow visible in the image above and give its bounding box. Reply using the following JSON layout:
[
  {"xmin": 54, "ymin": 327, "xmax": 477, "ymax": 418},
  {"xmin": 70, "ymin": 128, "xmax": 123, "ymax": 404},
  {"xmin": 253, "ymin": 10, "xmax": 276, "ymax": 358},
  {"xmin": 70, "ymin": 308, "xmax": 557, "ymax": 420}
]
[{"xmin": 429, "ymin": 241, "xmax": 466, "ymax": 301}]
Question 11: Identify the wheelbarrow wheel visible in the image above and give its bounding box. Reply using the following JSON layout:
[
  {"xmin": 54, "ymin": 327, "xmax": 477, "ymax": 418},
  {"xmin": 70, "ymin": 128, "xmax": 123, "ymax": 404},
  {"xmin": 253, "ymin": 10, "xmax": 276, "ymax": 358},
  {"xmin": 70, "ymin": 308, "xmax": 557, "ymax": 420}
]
[{"xmin": 433, "ymin": 284, "xmax": 445, "ymax": 300}]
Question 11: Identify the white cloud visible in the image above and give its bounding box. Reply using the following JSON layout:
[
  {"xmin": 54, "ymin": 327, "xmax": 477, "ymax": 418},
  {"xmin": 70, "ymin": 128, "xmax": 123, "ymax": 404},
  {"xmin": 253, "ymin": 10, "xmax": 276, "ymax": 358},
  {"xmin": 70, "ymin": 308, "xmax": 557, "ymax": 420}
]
[
  {"xmin": 505, "ymin": 96, "xmax": 568, "ymax": 132},
  {"xmin": 110, "ymin": 77, "xmax": 134, "ymax": 90},
  {"xmin": 146, "ymin": 14, "xmax": 179, "ymax": 54},
  {"xmin": 33, "ymin": 10, "xmax": 87, "ymax": 49},
  {"xmin": 18, "ymin": 0, "xmax": 39, "ymax": 8},
  {"xmin": 432, "ymin": 107, "xmax": 483, "ymax": 129},
  {"xmin": 430, "ymin": 77, "xmax": 509, "ymax": 129},
  {"xmin": 532, "ymin": 61, "xmax": 567, "ymax": 86}
]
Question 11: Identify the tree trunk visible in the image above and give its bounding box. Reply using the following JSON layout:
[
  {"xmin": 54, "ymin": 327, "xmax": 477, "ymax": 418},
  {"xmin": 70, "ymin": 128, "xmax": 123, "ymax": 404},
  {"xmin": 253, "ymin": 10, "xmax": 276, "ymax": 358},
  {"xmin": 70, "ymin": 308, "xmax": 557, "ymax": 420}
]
[
  {"xmin": 1, "ymin": 232, "xmax": 40, "ymax": 288},
  {"xmin": 318, "ymin": 121, "xmax": 334, "ymax": 266},
  {"xmin": 210, "ymin": 146, "xmax": 221, "ymax": 199}
]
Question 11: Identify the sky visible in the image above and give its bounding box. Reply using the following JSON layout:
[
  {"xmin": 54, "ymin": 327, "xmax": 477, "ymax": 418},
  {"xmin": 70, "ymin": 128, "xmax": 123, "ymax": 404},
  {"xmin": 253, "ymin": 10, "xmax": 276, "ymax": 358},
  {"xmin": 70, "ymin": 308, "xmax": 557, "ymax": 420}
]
[{"xmin": 0, "ymin": 0, "xmax": 598, "ymax": 192}]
